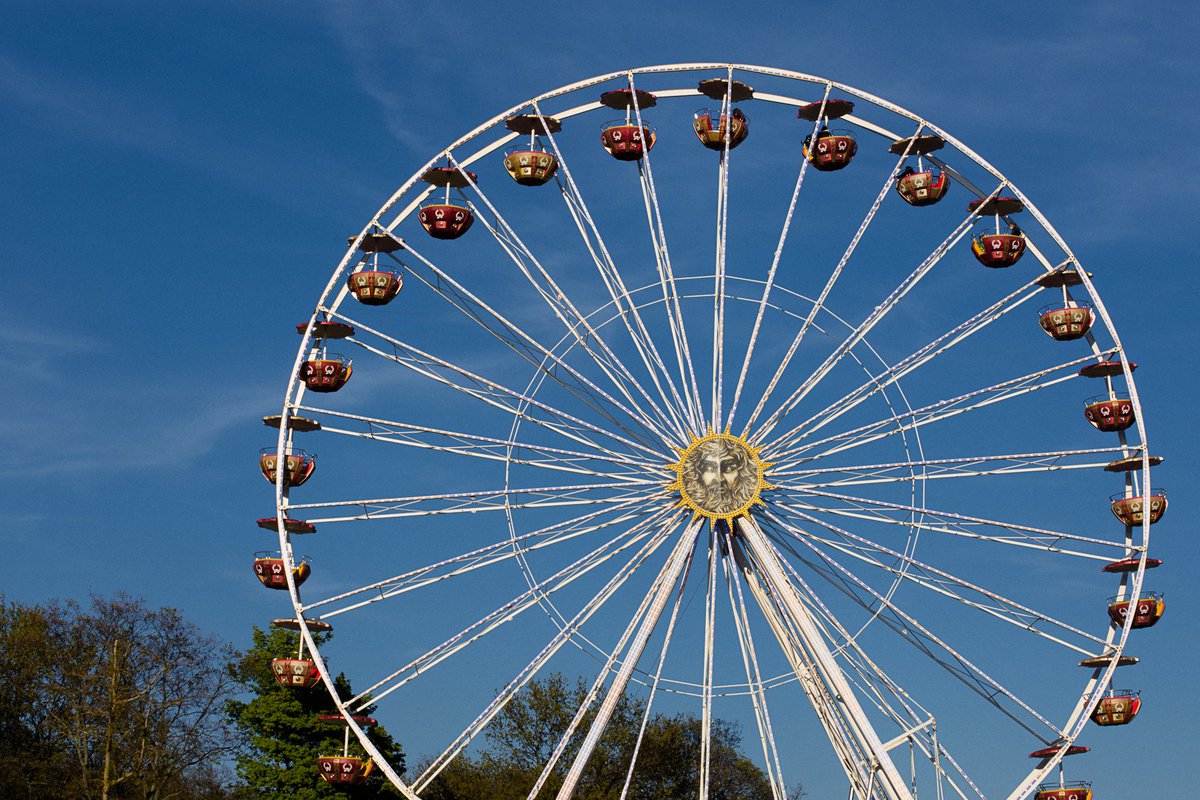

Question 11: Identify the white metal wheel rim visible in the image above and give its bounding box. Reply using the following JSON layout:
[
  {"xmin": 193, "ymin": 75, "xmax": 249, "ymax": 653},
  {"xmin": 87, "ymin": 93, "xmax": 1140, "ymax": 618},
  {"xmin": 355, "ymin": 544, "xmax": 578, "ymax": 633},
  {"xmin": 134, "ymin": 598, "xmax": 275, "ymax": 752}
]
[{"xmin": 265, "ymin": 63, "xmax": 1156, "ymax": 800}]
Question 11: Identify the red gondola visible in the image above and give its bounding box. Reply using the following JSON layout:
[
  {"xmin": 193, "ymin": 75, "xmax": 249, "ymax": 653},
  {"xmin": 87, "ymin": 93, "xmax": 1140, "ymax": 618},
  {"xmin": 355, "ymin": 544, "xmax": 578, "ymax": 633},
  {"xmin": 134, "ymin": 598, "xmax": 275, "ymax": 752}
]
[
  {"xmin": 418, "ymin": 202, "xmax": 474, "ymax": 239},
  {"xmin": 803, "ymin": 127, "xmax": 857, "ymax": 171},
  {"xmin": 694, "ymin": 78, "xmax": 753, "ymax": 151},
  {"xmin": 1107, "ymin": 592, "xmax": 1165, "ymax": 629},
  {"xmin": 693, "ymin": 108, "xmax": 749, "ymax": 151},
  {"xmin": 418, "ymin": 166, "xmax": 476, "ymax": 239},
  {"xmin": 259, "ymin": 448, "xmax": 315, "ymax": 487},
  {"xmin": 1034, "ymin": 782, "xmax": 1092, "ymax": 800},
  {"xmin": 271, "ymin": 657, "xmax": 321, "ymax": 689},
  {"xmin": 347, "ymin": 266, "xmax": 402, "ymax": 306},
  {"xmin": 600, "ymin": 121, "xmax": 655, "ymax": 160},
  {"xmin": 890, "ymin": 136, "xmax": 949, "ymax": 205},
  {"xmin": 797, "ymin": 99, "xmax": 856, "ymax": 172},
  {"xmin": 1090, "ymin": 689, "xmax": 1141, "ymax": 726},
  {"xmin": 317, "ymin": 755, "xmax": 373, "ymax": 785},
  {"xmin": 1083, "ymin": 394, "xmax": 1134, "ymax": 433},
  {"xmin": 599, "ymin": 89, "xmax": 657, "ymax": 161},
  {"xmin": 296, "ymin": 319, "xmax": 354, "ymax": 391},
  {"xmin": 972, "ymin": 228, "xmax": 1026, "ymax": 267},
  {"xmin": 1038, "ymin": 303, "xmax": 1094, "ymax": 341},
  {"xmin": 317, "ymin": 713, "xmax": 378, "ymax": 784},
  {"xmin": 252, "ymin": 552, "xmax": 311, "ymax": 590},
  {"xmin": 969, "ymin": 197, "xmax": 1026, "ymax": 267},
  {"xmin": 301, "ymin": 355, "xmax": 352, "ymax": 393},
  {"xmin": 1110, "ymin": 490, "xmax": 1167, "ymax": 526},
  {"xmin": 895, "ymin": 166, "xmax": 949, "ymax": 206}
]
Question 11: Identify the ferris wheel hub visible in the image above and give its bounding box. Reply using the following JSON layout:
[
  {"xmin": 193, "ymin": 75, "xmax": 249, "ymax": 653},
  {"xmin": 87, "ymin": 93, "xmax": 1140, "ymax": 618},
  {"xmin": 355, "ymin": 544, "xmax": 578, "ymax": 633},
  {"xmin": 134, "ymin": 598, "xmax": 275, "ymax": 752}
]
[{"xmin": 669, "ymin": 431, "xmax": 773, "ymax": 523}]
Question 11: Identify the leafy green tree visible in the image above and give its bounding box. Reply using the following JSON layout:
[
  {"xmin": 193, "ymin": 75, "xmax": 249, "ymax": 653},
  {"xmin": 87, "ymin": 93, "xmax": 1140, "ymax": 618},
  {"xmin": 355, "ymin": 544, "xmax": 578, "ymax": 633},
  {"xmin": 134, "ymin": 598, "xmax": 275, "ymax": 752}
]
[
  {"xmin": 226, "ymin": 625, "xmax": 405, "ymax": 800},
  {"xmin": 424, "ymin": 674, "xmax": 801, "ymax": 800}
]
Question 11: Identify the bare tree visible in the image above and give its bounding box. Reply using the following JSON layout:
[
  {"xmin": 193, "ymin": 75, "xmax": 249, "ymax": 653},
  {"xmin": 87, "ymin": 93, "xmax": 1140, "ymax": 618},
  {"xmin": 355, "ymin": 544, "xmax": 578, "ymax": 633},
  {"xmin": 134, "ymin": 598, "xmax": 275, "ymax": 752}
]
[{"xmin": 0, "ymin": 594, "xmax": 237, "ymax": 800}]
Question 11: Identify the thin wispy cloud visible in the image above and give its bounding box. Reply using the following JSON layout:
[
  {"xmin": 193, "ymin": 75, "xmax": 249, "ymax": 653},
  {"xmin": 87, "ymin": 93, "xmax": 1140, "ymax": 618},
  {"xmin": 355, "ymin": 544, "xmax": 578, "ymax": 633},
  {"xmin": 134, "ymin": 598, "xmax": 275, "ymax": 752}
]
[
  {"xmin": 0, "ymin": 50, "xmax": 380, "ymax": 214},
  {"xmin": 321, "ymin": 1, "xmax": 432, "ymax": 153},
  {"xmin": 7, "ymin": 325, "xmax": 102, "ymax": 352},
  {"xmin": 321, "ymin": 0, "xmax": 473, "ymax": 154},
  {"xmin": 0, "ymin": 376, "xmax": 277, "ymax": 479}
]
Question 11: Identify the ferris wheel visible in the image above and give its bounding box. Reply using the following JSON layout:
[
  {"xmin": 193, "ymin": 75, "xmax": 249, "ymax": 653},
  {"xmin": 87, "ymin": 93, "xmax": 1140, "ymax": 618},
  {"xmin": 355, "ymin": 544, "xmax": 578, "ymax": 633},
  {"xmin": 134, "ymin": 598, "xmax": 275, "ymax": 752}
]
[{"xmin": 255, "ymin": 64, "xmax": 1165, "ymax": 800}]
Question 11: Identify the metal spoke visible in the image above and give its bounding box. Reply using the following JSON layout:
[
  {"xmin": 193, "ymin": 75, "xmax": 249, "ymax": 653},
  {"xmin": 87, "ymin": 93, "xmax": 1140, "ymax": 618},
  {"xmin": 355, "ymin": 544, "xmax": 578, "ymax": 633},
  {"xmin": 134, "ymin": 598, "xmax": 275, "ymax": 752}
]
[
  {"xmin": 732, "ymin": 517, "xmax": 913, "ymax": 799},
  {"xmin": 720, "ymin": 530, "xmax": 787, "ymax": 800},
  {"xmin": 340, "ymin": 317, "xmax": 668, "ymax": 462},
  {"xmin": 303, "ymin": 499, "xmax": 649, "ymax": 616},
  {"xmin": 761, "ymin": 511, "xmax": 1064, "ymax": 741},
  {"xmin": 710, "ymin": 71, "xmax": 737, "ymax": 432},
  {"xmin": 726, "ymin": 83, "xmax": 828, "ymax": 431},
  {"xmin": 699, "ymin": 525, "xmax": 718, "ymax": 800},
  {"xmin": 740, "ymin": 529, "xmax": 983, "ymax": 800},
  {"xmin": 383, "ymin": 235, "xmax": 677, "ymax": 450},
  {"xmin": 413, "ymin": 508, "xmax": 688, "ymax": 790},
  {"xmin": 779, "ymin": 275, "xmax": 1049, "ymax": 447},
  {"xmin": 736, "ymin": 122, "xmax": 926, "ymax": 437},
  {"xmin": 297, "ymin": 404, "xmax": 660, "ymax": 478},
  {"xmin": 628, "ymin": 73, "xmax": 706, "ymax": 430},
  {"xmin": 775, "ymin": 487, "xmax": 1127, "ymax": 556},
  {"xmin": 355, "ymin": 506, "xmax": 670, "ymax": 708},
  {"xmin": 541, "ymin": 519, "xmax": 703, "ymax": 800},
  {"xmin": 386, "ymin": 263, "xmax": 659, "ymax": 456},
  {"xmin": 769, "ymin": 351, "xmax": 1106, "ymax": 466},
  {"xmin": 774, "ymin": 445, "xmax": 1126, "ymax": 490},
  {"xmin": 746, "ymin": 187, "xmax": 1002, "ymax": 446},
  {"xmin": 618, "ymin": 531, "xmax": 697, "ymax": 800},
  {"xmin": 770, "ymin": 501, "xmax": 1105, "ymax": 652},
  {"xmin": 776, "ymin": 566, "xmax": 981, "ymax": 799},
  {"xmin": 287, "ymin": 480, "xmax": 659, "ymax": 524},
  {"xmin": 532, "ymin": 99, "xmax": 697, "ymax": 438},
  {"xmin": 803, "ymin": 625, "xmax": 985, "ymax": 800},
  {"xmin": 443, "ymin": 157, "xmax": 685, "ymax": 446}
]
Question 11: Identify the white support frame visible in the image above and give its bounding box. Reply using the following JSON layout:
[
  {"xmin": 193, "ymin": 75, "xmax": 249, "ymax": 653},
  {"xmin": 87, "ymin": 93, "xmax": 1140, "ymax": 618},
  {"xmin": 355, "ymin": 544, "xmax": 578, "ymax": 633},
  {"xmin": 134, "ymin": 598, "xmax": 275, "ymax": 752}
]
[{"xmin": 265, "ymin": 63, "xmax": 1156, "ymax": 800}]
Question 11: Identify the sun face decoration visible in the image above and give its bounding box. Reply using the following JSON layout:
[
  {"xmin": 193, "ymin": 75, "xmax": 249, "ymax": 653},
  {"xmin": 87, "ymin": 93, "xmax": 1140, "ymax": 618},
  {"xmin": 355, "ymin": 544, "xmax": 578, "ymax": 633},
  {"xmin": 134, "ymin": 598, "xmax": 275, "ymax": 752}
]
[{"xmin": 668, "ymin": 431, "xmax": 773, "ymax": 523}]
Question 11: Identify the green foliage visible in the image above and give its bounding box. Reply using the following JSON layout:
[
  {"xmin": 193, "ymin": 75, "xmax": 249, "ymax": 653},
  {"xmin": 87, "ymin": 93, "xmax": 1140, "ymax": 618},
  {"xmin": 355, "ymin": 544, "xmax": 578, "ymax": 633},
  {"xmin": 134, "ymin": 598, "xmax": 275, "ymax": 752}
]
[
  {"xmin": 0, "ymin": 594, "xmax": 237, "ymax": 800},
  {"xmin": 0, "ymin": 599, "xmax": 71, "ymax": 798},
  {"xmin": 226, "ymin": 625, "xmax": 405, "ymax": 800},
  {"xmin": 423, "ymin": 674, "xmax": 800, "ymax": 800}
]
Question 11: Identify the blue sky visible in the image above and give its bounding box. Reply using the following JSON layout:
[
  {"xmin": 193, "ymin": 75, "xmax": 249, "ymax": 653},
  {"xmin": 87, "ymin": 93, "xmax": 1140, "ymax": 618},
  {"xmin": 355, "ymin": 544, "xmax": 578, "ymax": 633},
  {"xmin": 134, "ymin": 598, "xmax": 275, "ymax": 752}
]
[{"xmin": 2, "ymin": 2, "xmax": 1197, "ymax": 797}]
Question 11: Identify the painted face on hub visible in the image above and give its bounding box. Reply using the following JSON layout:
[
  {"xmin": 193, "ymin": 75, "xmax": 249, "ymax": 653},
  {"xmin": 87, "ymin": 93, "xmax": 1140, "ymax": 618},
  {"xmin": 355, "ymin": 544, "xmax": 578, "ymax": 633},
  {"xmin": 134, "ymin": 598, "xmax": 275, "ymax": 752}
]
[{"xmin": 681, "ymin": 437, "xmax": 760, "ymax": 517}]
